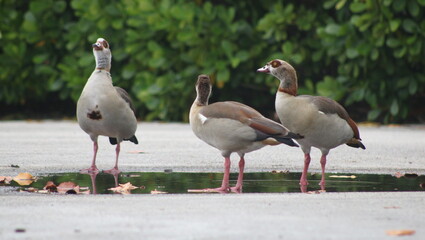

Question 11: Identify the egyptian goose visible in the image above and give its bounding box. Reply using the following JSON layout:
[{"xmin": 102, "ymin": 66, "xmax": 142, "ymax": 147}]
[
  {"xmin": 189, "ymin": 74, "xmax": 301, "ymax": 193},
  {"xmin": 76, "ymin": 38, "xmax": 138, "ymax": 175},
  {"xmin": 257, "ymin": 59, "xmax": 365, "ymax": 188}
]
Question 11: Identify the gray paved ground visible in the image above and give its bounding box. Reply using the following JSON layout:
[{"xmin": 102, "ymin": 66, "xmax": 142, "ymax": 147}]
[{"xmin": 0, "ymin": 121, "xmax": 424, "ymax": 239}]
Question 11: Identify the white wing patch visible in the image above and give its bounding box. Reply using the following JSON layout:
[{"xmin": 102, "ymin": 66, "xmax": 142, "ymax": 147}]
[
  {"xmin": 318, "ymin": 111, "xmax": 325, "ymax": 115},
  {"xmin": 198, "ymin": 113, "xmax": 208, "ymax": 124}
]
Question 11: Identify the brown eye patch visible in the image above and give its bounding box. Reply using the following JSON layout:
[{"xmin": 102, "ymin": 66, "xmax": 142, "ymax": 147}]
[
  {"xmin": 271, "ymin": 60, "xmax": 281, "ymax": 68},
  {"xmin": 102, "ymin": 40, "xmax": 109, "ymax": 48}
]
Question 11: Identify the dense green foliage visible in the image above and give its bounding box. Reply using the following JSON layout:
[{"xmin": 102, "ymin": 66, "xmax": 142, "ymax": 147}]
[{"xmin": 0, "ymin": 0, "xmax": 424, "ymax": 122}]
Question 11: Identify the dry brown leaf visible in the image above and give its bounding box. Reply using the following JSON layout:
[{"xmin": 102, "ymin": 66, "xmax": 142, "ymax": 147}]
[
  {"xmin": 329, "ymin": 175, "xmax": 357, "ymax": 179},
  {"xmin": 394, "ymin": 172, "xmax": 404, "ymax": 178},
  {"xmin": 108, "ymin": 182, "xmax": 138, "ymax": 194},
  {"xmin": 150, "ymin": 189, "xmax": 168, "ymax": 194},
  {"xmin": 57, "ymin": 181, "xmax": 79, "ymax": 194},
  {"xmin": 43, "ymin": 181, "xmax": 57, "ymax": 192},
  {"xmin": 384, "ymin": 206, "xmax": 401, "ymax": 209},
  {"xmin": 386, "ymin": 230, "xmax": 415, "ymax": 236},
  {"xmin": 307, "ymin": 190, "xmax": 326, "ymax": 194},
  {"xmin": 128, "ymin": 150, "xmax": 145, "ymax": 154},
  {"xmin": 13, "ymin": 173, "xmax": 34, "ymax": 186},
  {"xmin": 0, "ymin": 176, "xmax": 13, "ymax": 184},
  {"xmin": 120, "ymin": 182, "xmax": 138, "ymax": 191}
]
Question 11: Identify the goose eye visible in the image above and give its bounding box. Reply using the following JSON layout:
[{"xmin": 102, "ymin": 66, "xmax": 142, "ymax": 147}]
[{"xmin": 271, "ymin": 60, "xmax": 281, "ymax": 68}]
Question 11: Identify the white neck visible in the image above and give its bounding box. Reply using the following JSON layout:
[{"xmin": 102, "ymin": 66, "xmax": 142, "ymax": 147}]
[{"xmin": 94, "ymin": 50, "xmax": 111, "ymax": 71}]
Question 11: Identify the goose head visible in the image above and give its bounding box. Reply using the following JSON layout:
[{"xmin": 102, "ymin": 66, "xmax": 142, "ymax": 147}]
[
  {"xmin": 257, "ymin": 59, "xmax": 298, "ymax": 95},
  {"xmin": 92, "ymin": 38, "xmax": 112, "ymax": 71},
  {"xmin": 195, "ymin": 74, "xmax": 212, "ymax": 106}
]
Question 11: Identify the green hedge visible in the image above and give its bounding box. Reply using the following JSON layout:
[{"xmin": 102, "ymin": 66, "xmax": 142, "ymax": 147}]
[{"xmin": 1, "ymin": 0, "xmax": 424, "ymax": 122}]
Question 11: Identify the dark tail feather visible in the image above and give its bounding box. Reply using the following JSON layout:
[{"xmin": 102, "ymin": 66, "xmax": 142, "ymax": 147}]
[
  {"xmin": 346, "ymin": 138, "xmax": 365, "ymax": 149},
  {"xmin": 109, "ymin": 135, "xmax": 138, "ymax": 145},
  {"xmin": 273, "ymin": 136, "xmax": 299, "ymax": 147},
  {"xmin": 109, "ymin": 137, "xmax": 117, "ymax": 145},
  {"xmin": 285, "ymin": 132, "xmax": 304, "ymax": 140},
  {"xmin": 126, "ymin": 135, "xmax": 138, "ymax": 144}
]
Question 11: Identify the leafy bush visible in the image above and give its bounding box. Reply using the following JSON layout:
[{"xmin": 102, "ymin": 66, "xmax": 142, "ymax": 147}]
[{"xmin": 0, "ymin": 0, "xmax": 424, "ymax": 122}]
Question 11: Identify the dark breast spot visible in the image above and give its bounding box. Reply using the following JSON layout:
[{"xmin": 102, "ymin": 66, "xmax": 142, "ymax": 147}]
[{"xmin": 87, "ymin": 110, "xmax": 102, "ymax": 120}]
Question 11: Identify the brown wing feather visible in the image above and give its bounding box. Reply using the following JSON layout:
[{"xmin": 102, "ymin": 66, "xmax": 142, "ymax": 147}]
[
  {"xmin": 115, "ymin": 86, "xmax": 136, "ymax": 114},
  {"xmin": 200, "ymin": 101, "xmax": 261, "ymax": 122},
  {"xmin": 300, "ymin": 95, "xmax": 361, "ymax": 140},
  {"xmin": 201, "ymin": 101, "xmax": 288, "ymax": 136}
]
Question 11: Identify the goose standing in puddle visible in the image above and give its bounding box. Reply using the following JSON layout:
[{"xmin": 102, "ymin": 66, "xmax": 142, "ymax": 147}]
[
  {"xmin": 189, "ymin": 74, "xmax": 301, "ymax": 193},
  {"xmin": 257, "ymin": 59, "xmax": 365, "ymax": 190},
  {"xmin": 77, "ymin": 38, "xmax": 138, "ymax": 175}
]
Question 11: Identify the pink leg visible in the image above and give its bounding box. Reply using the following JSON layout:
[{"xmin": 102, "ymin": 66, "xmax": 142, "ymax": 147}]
[
  {"xmin": 231, "ymin": 156, "xmax": 245, "ymax": 193},
  {"xmin": 319, "ymin": 154, "xmax": 327, "ymax": 187},
  {"xmin": 104, "ymin": 143, "xmax": 121, "ymax": 175},
  {"xmin": 80, "ymin": 141, "xmax": 99, "ymax": 174},
  {"xmin": 188, "ymin": 157, "xmax": 231, "ymax": 193},
  {"xmin": 88, "ymin": 171, "xmax": 98, "ymax": 195},
  {"xmin": 300, "ymin": 153, "xmax": 311, "ymax": 186},
  {"xmin": 214, "ymin": 156, "xmax": 231, "ymax": 192}
]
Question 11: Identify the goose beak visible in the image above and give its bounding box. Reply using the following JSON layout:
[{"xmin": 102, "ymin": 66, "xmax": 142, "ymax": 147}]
[
  {"xmin": 257, "ymin": 66, "xmax": 270, "ymax": 73},
  {"xmin": 92, "ymin": 42, "xmax": 102, "ymax": 51}
]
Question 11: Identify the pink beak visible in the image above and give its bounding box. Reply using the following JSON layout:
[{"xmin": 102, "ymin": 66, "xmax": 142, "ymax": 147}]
[{"xmin": 256, "ymin": 66, "xmax": 270, "ymax": 73}]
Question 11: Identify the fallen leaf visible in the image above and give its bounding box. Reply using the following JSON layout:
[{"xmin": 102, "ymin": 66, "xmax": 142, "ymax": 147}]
[
  {"xmin": 0, "ymin": 176, "xmax": 13, "ymax": 184},
  {"xmin": 394, "ymin": 172, "xmax": 404, "ymax": 178},
  {"xmin": 151, "ymin": 189, "xmax": 168, "ymax": 194},
  {"xmin": 386, "ymin": 230, "xmax": 415, "ymax": 236},
  {"xmin": 128, "ymin": 150, "xmax": 145, "ymax": 154},
  {"xmin": 13, "ymin": 173, "xmax": 34, "ymax": 186},
  {"xmin": 57, "ymin": 181, "xmax": 76, "ymax": 189},
  {"xmin": 43, "ymin": 181, "xmax": 57, "ymax": 192},
  {"xmin": 307, "ymin": 190, "xmax": 326, "ymax": 194},
  {"xmin": 329, "ymin": 175, "xmax": 357, "ymax": 179},
  {"xmin": 57, "ymin": 181, "xmax": 79, "ymax": 194},
  {"xmin": 108, "ymin": 182, "xmax": 138, "ymax": 194},
  {"xmin": 384, "ymin": 206, "xmax": 401, "ymax": 209}
]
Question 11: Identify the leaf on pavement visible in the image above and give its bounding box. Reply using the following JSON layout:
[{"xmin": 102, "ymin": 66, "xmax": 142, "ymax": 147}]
[
  {"xmin": 57, "ymin": 181, "xmax": 84, "ymax": 194},
  {"xmin": 150, "ymin": 189, "xmax": 168, "ymax": 194},
  {"xmin": 329, "ymin": 175, "xmax": 357, "ymax": 179},
  {"xmin": 386, "ymin": 230, "xmax": 415, "ymax": 236},
  {"xmin": 43, "ymin": 181, "xmax": 57, "ymax": 192},
  {"xmin": 394, "ymin": 172, "xmax": 404, "ymax": 178},
  {"xmin": 384, "ymin": 206, "xmax": 401, "ymax": 209},
  {"xmin": 0, "ymin": 176, "xmax": 13, "ymax": 184},
  {"xmin": 108, "ymin": 182, "xmax": 138, "ymax": 194},
  {"xmin": 13, "ymin": 172, "xmax": 34, "ymax": 186}
]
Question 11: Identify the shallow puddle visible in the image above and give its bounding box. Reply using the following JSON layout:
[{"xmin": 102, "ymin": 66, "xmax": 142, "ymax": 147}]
[{"xmin": 5, "ymin": 171, "xmax": 425, "ymax": 194}]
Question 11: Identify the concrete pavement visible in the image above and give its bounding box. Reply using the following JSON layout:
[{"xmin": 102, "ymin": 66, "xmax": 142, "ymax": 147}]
[{"xmin": 0, "ymin": 121, "xmax": 424, "ymax": 239}]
